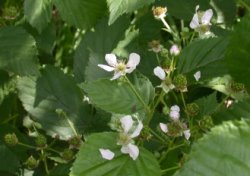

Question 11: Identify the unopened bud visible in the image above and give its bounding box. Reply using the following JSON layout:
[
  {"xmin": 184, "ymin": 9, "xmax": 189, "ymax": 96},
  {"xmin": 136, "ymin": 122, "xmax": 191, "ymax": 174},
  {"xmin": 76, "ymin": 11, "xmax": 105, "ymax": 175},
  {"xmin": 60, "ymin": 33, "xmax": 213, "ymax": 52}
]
[
  {"xmin": 61, "ymin": 149, "xmax": 74, "ymax": 161},
  {"xmin": 35, "ymin": 135, "xmax": 47, "ymax": 148},
  {"xmin": 4, "ymin": 133, "xmax": 18, "ymax": 146},
  {"xmin": 173, "ymin": 74, "xmax": 187, "ymax": 92},
  {"xmin": 186, "ymin": 103, "xmax": 199, "ymax": 117},
  {"xmin": 25, "ymin": 156, "xmax": 38, "ymax": 170}
]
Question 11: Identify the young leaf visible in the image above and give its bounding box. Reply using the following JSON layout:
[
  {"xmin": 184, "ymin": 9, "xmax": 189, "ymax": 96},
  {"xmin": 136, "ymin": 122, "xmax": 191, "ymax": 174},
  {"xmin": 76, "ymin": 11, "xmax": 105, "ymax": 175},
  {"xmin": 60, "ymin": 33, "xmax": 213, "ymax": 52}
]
[
  {"xmin": 24, "ymin": 0, "xmax": 52, "ymax": 33},
  {"xmin": 175, "ymin": 119, "xmax": 250, "ymax": 176},
  {"xmin": 52, "ymin": 0, "xmax": 107, "ymax": 29},
  {"xmin": 70, "ymin": 132, "xmax": 161, "ymax": 176},
  {"xmin": 226, "ymin": 14, "xmax": 250, "ymax": 92},
  {"xmin": 17, "ymin": 66, "xmax": 85, "ymax": 140},
  {"xmin": 0, "ymin": 27, "xmax": 39, "ymax": 76},
  {"xmin": 107, "ymin": 0, "xmax": 154, "ymax": 25},
  {"xmin": 83, "ymin": 79, "xmax": 145, "ymax": 114}
]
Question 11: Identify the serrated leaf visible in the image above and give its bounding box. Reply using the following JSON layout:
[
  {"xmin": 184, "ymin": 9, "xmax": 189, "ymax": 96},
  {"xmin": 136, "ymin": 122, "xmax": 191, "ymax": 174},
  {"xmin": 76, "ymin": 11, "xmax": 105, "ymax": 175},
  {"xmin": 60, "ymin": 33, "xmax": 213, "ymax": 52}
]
[
  {"xmin": 52, "ymin": 0, "xmax": 106, "ymax": 29},
  {"xmin": 195, "ymin": 92, "xmax": 218, "ymax": 116},
  {"xmin": 17, "ymin": 66, "xmax": 85, "ymax": 140},
  {"xmin": 175, "ymin": 119, "xmax": 250, "ymax": 176},
  {"xmin": 0, "ymin": 27, "xmax": 39, "ymax": 76},
  {"xmin": 107, "ymin": 0, "xmax": 154, "ymax": 25},
  {"xmin": 83, "ymin": 79, "xmax": 146, "ymax": 114},
  {"xmin": 226, "ymin": 14, "xmax": 250, "ymax": 92},
  {"xmin": 70, "ymin": 132, "xmax": 161, "ymax": 176},
  {"xmin": 74, "ymin": 17, "xmax": 129, "ymax": 82},
  {"xmin": 24, "ymin": 0, "xmax": 52, "ymax": 33},
  {"xmin": 177, "ymin": 37, "xmax": 228, "ymax": 81}
]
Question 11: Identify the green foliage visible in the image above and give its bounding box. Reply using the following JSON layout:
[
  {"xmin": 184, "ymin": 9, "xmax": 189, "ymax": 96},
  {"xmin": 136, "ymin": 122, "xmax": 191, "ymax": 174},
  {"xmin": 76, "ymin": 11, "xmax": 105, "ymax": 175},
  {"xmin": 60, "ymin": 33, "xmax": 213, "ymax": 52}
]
[
  {"xmin": 70, "ymin": 132, "xmax": 161, "ymax": 176},
  {"xmin": 0, "ymin": 27, "xmax": 39, "ymax": 76},
  {"xmin": 176, "ymin": 120, "xmax": 250, "ymax": 176},
  {"xmin": 24, "ymin": 0, "xmax": 52, "ymax": 33}
]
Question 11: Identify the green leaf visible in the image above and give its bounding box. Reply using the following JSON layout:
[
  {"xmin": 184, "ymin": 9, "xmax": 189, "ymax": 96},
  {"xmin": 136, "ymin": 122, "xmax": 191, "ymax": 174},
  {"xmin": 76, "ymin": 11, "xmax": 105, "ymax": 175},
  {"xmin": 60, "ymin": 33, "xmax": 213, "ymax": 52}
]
[
  {"xmin": 156, "ymin": 0, "xmax": 210, "ymax": 21},
  {"xmin": 107, "ymin": 0, "xmax": 154, "ymax": 25},
  {"xmin": 213, "ymin": 98, "xmax": 250, "ymax": 123},
  {"xmin": 24, "ymin": 0, "xmax": 52, "ymax": 33},
  {"xmin": 70, "ymin": 132, "xmax": 161, "ymax": 176},
  {"xmin": 0, "ymin": 27, "xmax": 39, "ymax": 76},
  {"xmin": 195, "ymin": 92, "xmax": 218, "ymax": 116},
  {"xmin": 74, "ymin": 17, "xmax": 129, "ymax": 82},
  {"xmin": 83, "ymin": 79, "xmax": 145, "ymax": 114},
  {"xmin": 175, "ymin": 119, "xmax": 250, "ymax": 176},
  {"xmin": 177, "ymin": 37, "xmax": 228, "ymax": 81},
  {"xmin": 226, "ymin": 14, "xmax": 250, "ymax": 92},
  {"xmin": 210, "ymin": 0, "xmax": 236, "ymax": 25},
  {"xmin": 17, "ymin": 66, "xmax": 85, "ymax": 140},
  {"xmin": 52, "ymin": 0, "xmax": 107, "ymax": 29}
]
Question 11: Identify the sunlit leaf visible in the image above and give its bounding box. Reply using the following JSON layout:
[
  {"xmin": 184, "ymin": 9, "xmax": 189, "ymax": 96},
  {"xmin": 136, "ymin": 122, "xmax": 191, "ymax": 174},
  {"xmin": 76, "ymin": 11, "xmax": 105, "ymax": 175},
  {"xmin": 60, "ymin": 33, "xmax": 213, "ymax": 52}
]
[{"xmin": 70, "ymin": 132, "xmax": 161, "ymax": 176}]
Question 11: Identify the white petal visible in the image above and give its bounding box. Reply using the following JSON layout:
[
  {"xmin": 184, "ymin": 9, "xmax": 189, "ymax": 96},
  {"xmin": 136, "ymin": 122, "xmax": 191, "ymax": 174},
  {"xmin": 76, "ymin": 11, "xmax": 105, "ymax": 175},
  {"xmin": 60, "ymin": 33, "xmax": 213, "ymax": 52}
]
[
  {"xmin": 201, "ymin": 9, "xmax": 213, "ymax": 25},
  {"xmin": 121, "ymin": 143, "xmax": 139, "ymax": 160},
  {"xmin": 183, "ymin": 130, "xmax": 191, "ymax": 140},
  {"xmin": 153, "ymin": 66, "xmax": 166, "ymax": 80},
  {"xmin": 169, "ymin": 110, "xmax": 180, "ymax": 121},
  {"xmin": 110, "ymin": 71, "xmax": 123, "ymax": 80},
  {"xmin": 120, "ymin": 115, "xmax": 133, "ymax": 134},
  {"xmin": 170, "ymin": 44, "xmax": 180, "ymax": 56},
  {"xmin": 127, "ymin": 53, "xmax": 140, "ymax": 68},
  {"xmin": 159, "ymin": 123, "xmax": 168, "ymax": 133},
  {"xmin": 194, "ymin": 71, "xmax": 201, "ymax": 81},
  {"xmin": 105, "ymin": 54, "xmax": 118, "ymax": 67},
  {"xmin": 125, "ymin": 66, "xmax": 136, "ymax": 74},
  {"xmin": 130, "ymin": 120, "xmax": 143, "ymax": 138},
  {"xmin": 99, "ymin": 148, "xmax": 115, "ymax": 160},
  {"xmin": 170, "ymin": 105, "xmax": 180, "ymax": 112},
  {"xmin": 190, "ymin": 13, "xmax": 199, "ymax": 29},
  {"xmin": 98, "ymin": 64, "xmax": 115, "ymax": 72},
  {"xmin": 195, "ymin": 5, "xmax": 200, "ymax": 11}
]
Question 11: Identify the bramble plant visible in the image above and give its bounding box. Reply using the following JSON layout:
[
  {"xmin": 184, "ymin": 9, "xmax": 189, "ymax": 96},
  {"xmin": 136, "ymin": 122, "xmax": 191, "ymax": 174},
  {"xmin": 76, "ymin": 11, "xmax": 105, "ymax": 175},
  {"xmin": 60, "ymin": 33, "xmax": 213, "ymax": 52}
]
[{"xmin": 1, "ymin": 0, "xmax": 250, "ymax": 176}]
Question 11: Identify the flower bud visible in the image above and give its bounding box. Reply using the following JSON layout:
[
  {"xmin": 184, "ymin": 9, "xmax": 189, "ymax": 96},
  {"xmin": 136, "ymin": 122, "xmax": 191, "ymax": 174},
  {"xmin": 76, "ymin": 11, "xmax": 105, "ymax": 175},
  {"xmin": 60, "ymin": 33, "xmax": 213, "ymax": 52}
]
[
  {"xmin": 61, "ymin": 149, "xmax": 74, "ymax": 161},
  {"xmin": 173, "ymin": 74, "xmax": 187, "ymax": 92},
  {"xmin": 68, "ymin": 135, "xmax": 82, "ymax": 149},
  {"xmin": 170, "ymin": 44, "xmax": 180, "ymax": 56},
  {"xmin": 25, "ymin": 156, "xmax": 38, "ymax": 170},
  {"xmin": 161, "ymin": 59, "xmax": 171, "ymax": 71},
  {"xmin": 162, "ymin": 106, "xmax": 170, "ymax": 115},
  {"xmin": 4, "ymin": 133, "xmax": 18, "ymax": 146},
  {"xmin": 230, "ymin": 82, "xmax": 245, "ymax": 92},
  {"xmin": 35, "ymin": 135, "xmax": 47, "ymax": 148},
  {"xmin": 186, "ymin": 103, "xmax": 199, "ymax": 117},
  {"xmin": 199, "ymin": 115, "xmax": 213, "ymax": 129}
]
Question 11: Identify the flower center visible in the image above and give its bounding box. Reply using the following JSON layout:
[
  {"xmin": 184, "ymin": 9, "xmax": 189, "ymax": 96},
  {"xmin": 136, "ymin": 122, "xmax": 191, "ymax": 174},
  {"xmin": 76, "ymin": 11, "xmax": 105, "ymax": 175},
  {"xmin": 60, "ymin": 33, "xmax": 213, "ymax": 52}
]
[
  {"xmin": 152, "ymin": 7, "xmax": 167, "ymax": 18},
  {"xmin": 118, "ymin": 133, "xmax": 132, "ymax": 145},
  {"xmin": 116, "ymin": 62, "xmax": 126, "ymax": 72}
]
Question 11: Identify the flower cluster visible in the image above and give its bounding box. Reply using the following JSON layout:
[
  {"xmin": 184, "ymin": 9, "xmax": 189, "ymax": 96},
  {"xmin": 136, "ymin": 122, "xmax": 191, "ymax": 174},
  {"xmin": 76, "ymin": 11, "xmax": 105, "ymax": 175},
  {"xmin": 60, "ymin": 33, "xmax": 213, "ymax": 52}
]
[
  {"xmin": 159, "ymin": 105, "xmax": 191, "ymax": 140},
  {"xmin": 99, "ymin": 115, "xmax": 143, "ymax": 161}
]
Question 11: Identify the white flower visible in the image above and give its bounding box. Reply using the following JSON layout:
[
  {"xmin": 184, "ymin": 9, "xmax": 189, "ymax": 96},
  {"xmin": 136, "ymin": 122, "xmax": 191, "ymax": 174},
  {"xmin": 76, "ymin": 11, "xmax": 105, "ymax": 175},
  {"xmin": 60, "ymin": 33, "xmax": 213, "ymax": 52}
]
[
  {"xmin": 154, "ymin": 66, "xmax": 175, "ymax": 93},
  {"xmin": 169, "ymin": 105, "xmax": 180, "ymax": 121},
  {"xmin": 118, "ymin": 115, "xmax": 143, "ymax": 160},
  {"xmin": 190, "ymin": 5, "xmax": 213, "ymax": 34},
  {"xmin": 98, "ymin": 53, "xmax": 140, "ymax": 80},
  {"xmin": 99, "ymin": 148, "xmax": 115, "ymax": 160},
  {"xmin": 159, "ymin": 123, "xmax": 168, "ymax": 133},
  {"xmin": 170, "ymin": 44, "xmax": 180, "ymax": 56},
  {"xmin": 194, "ymin": 71, "xmax": 201, "ymax": 81},
  {"xmin": 183, "ymin": 129, "xmax": 191, "ymax": 140}
]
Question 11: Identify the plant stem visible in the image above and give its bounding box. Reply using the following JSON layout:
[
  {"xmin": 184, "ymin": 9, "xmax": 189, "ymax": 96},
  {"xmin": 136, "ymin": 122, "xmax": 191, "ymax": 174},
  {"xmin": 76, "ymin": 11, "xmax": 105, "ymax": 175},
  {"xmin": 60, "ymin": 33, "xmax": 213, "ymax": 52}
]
[
  {"xmin": 159, "ymin": 142, "xmax": 185, "ymax": 163},
  {"xmin": 160, "ymin": 17, "xmax": 172, "ymax": 33},
  {"xmin": 149, "ymin": 128, "xmax": 167, "ymax": 144},
  {"xmin": 161, "ymin": 165, "xmax": 180, "ymax": 174},
  {"xmin": 124, "ymin": 76, "xmax": 150, "ymax": 113},
  {"xmin": 41, "ymin": 150, "xmax": 49, "ymax": 175},
  {"xmin": 156, "ymin": 53, "xmax": 160, "ymax": 64}
]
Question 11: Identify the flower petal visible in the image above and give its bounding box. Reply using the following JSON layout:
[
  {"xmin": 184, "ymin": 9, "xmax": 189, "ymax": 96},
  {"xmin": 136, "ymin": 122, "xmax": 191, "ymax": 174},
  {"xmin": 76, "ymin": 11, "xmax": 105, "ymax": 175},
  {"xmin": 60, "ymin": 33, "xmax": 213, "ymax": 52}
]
[
  {"xmin": 125, "ymin": 66, "xmax": 136, "ymax": 74},
  {"xmin": 170, "ymin": 105, "xmax": 180, "ymax": 112},
  {"xmin": 99, "ymin": 148, "xmax": 115, "ymax": 160},
  {"xmin": 120, "ymin": 115, "xmax": 133, "ymax": 134},
  {"xmin": 105, "ymin": 54, "xmax": 118, "ymax": 67},
  {"xmin": 201, "ymin": 9, "xmax": 213, "ymax": 25},
  {"xmin": 127, "ymin": 53, "xmax": 140, "ymax": 68},
  {"xmin": 194, "ymin": 71, "xmax": 201, "ymax": 81},
  {"xmin": 190, "ymin": 13, "xmax": 199, "ymax": 29},
  {"xmin": 130, "ymin": 120, "xmax": 143, "ymax": 138},
  {"xmin": 110, "ymin": 71, "xmax": 123, "ymax": 80},
  {"xmin": 159, "ymin": 123, "xmax": 168, "ymax": 133},
  {"xmin": 98, "ymin": 64, "xmax": 115, "ymax": 72},
  {"xmin": 169, "ymin": 110, "xmax": 180, "ymax": 121},
  {"xmin": 183, "ymin": 130, "xmax": 191, "ymax": 140},
  {"xmin": 121, "ymin": 143, "xmax": 139, "ymax": 160},
  {"xmin": 154, "ymin": 66, "xmax": 166, "ymax": 80}
]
